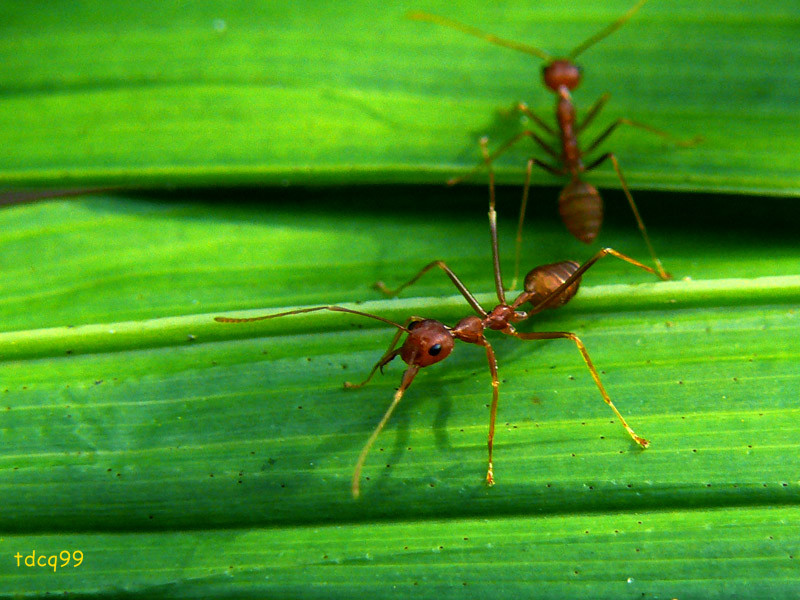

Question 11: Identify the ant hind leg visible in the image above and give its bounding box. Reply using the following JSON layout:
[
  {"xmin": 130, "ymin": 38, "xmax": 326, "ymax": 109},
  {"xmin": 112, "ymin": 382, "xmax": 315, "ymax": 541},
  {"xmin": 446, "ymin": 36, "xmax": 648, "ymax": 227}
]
[
  {"xmin": 512, "ymin": 329, "xmax": 649, "ymax": 448},
  {"xmin": 583, "ymin": 153, "xmax": 671, "ymax": 280}
]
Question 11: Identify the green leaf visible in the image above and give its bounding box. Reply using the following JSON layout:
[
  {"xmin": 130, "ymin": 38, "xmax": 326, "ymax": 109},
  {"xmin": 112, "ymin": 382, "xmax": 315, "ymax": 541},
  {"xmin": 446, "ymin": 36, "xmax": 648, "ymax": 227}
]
[
  {"xmin": 1, "ymin": 0, "xmax": 799, "ymax": 597},
  {"xmin": 0, "ymin": 190, "xmax": 798, "ymax": 597},
  {"xmin": 0, "ymin": 0, "xmax": 798, "ymax": 193}
]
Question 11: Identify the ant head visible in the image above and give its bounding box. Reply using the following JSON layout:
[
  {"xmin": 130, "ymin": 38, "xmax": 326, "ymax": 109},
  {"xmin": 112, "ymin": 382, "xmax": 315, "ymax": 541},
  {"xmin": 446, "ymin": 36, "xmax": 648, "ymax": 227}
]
[
  {"xmin": 542, "ymin": 60, "xmax": 582, "ymax": 92},
  {"xmin": 400, "ymin": 319, "xmax": 454, "ymax": 368}
]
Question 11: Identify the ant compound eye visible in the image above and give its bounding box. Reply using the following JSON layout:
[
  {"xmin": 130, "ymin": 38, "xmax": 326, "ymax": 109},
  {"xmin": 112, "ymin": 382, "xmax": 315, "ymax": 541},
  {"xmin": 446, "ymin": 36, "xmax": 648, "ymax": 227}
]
[{"xmin": 428, "ymin": 343, "xmax": 442, "ymax": 356}]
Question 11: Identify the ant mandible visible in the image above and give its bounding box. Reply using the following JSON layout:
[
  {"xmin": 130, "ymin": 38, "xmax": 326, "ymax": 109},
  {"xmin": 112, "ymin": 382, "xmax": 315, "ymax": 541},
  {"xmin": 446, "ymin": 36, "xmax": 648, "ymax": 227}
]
[
  {"xmin": 214, "ymin": 171, "xmax": 659, "ymax": 498},
  {"xmin": 409, "ymin": 1, "xmax": 700, "ymax": 286}
]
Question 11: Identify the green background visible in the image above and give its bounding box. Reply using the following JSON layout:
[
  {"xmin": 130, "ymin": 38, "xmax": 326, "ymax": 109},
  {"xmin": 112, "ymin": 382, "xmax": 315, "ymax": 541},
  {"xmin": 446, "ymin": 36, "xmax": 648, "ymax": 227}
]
[{"xmin": 1, "ymin": 1, "xmax": 798, "ymax": 598}]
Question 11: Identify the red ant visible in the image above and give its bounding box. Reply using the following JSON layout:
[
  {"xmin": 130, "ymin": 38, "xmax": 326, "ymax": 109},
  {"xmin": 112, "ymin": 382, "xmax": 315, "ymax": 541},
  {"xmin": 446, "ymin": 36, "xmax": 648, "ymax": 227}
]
[
  {"xmin": 214, "ymin": 173, "xmax": 659, "ymax": 498},
  {"xmin": 409, "ymin": 0, "xmax": 700, "ymax": 286}
]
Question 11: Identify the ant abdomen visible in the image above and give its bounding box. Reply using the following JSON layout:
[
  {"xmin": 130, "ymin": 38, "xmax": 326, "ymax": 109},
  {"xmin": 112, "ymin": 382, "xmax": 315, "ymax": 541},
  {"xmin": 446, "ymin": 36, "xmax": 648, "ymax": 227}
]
[
  {"xmin": 559, "ymin": 180, "xmax": 602, "ymax": 244},
  {"xmin": 523, "ymin": 261, "xmax": 582, "ymax": 310},
  {"xmin": 401, "ymin": 319, "xmax": 454, "ymax": 367}
]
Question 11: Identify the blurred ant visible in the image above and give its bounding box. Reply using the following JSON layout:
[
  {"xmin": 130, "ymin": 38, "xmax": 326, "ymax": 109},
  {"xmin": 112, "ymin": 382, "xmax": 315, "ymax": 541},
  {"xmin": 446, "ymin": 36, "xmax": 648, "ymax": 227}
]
[{"xmin": 409, "ymin": 1, "xmax": 700, "ymax": 285}]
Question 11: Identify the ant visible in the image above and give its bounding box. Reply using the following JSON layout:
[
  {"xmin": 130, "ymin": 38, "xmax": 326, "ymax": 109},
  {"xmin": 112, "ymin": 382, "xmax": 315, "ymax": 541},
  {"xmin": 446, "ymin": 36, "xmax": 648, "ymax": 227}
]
[
  {"xmin": 409, "ymin": 0, "xmax": 700, "ymax": 286},
  {"xmin": 214, "ymin": 168, "xmax": 660, "ymax": 499}
]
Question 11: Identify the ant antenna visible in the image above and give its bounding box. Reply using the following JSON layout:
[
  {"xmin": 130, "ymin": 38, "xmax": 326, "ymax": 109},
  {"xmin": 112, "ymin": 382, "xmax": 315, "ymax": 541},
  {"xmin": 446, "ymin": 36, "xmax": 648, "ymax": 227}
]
[
  {"xmin": 568, "ymin": 0, "xmax": 649, "ymax": 59},
  {"xmin": 407, "ymin": 10, "xmax": 553, "ymax": 62},
  {"xmin": 216, "ymin": 305, "xmax": 421, "ymax": 499},
  {"xmin": 410, "ymin": 1, "xmax": 649, "ymax": 64},
  {"xmin": 214, "ymin": 305, "xmax": 411, "ymax": 334}
]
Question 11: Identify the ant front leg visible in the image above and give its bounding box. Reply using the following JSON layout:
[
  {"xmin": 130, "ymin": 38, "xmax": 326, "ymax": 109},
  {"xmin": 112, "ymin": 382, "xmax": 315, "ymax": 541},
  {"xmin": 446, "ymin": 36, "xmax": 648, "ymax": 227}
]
[
  {"xmin": 511, "ymin": 330, "xmax": 650, "ymax": 448},
  {"xmin": 344, "ymin": 317, "xmax": 421, "ymax": 389},
  {"xmin": 583, "ymin": 153, "xmax": 671, "ymax": 280}
]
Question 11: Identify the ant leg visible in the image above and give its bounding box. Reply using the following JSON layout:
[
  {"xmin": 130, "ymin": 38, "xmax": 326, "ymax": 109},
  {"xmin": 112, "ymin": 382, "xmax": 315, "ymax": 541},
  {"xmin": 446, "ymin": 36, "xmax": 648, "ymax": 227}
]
[
  {"xmin": 517, "ymin": 101, "xmax": 557, "ymax": 137},
  {"xmin": 511, "ymin": 330, "xmax": 650, "ymax": 448},
  {"xmin": 526, "ymin": 247, "xmax": 659, "ymax": 315},
  {"xmin": 352, "ymin": 365, "xmax": 420, "ymax": 499},
  {"xmin": 376, "ymin": 260, "xmax": 488, "ymax": 318},
  {"xmin": 584, "ymin": 153, "xmax": 670, "ymax": 280},
  {"xmin": 584, "ymin": 117, "xmax": 702, "ymax": 155},
  {"xmin": 576, "ymin": 93, "xmax": 611, "ymax": 134},
  {"xmin": 480, "ymin": 137, "xmax": 507, "ymax": 305},
  {"xmin": 529, "ymin": 157, "xmax": 563, "ymax": 177},
  {"xmin": 510, "ymin": 158, "xmax": 535, "ymax": 292},
  {"xmin": 344, "ymin": 317, "xmax": 421, "ymax": 389},
  {"xmin": 480, "ymin": 339, "xmax": 500, "ymax": 486},
  {"xmin": 507, "ymin": 156, "xmax": 570, "ymax": 292},
  {"xmin": 479, "ymin": 135, "xmax": 570, "ymax": 301},
  {"xmin": 448, "ymin": 130, "xmax": 561, "ymax": 186}
]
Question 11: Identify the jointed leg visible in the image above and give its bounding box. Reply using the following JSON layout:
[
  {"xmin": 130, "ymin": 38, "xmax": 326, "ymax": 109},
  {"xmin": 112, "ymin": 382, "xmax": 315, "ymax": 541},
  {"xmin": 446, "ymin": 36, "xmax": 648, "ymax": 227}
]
[
  {"xmin": 584, "ymin": 153, "xmax": 670, "ymax": 280},
  {"xmin": 511, "ymin": 330, "xmax": 649, "ymax": 448},
  {"xmin": 480, "ymin": 137, "xmax": 507, "ymax": 305},
  {"xmin": 448, "ymin": 129, "xmax": 560, "ymax": 186},
  {"xmin": 576, "ymin": 93, "xmax": 611, "ymax": 134},
  {"xmin": 375, "ymin": 260, "xmax": 488, "ymax": 318},
  {"xmin": 344, "ymin": 317, "xmax": 421, "ymax": 389},
  {"xmin": 517, "ymin": 101, "xmax": 557, "ymax": 137},
  {"xmin": 479, "ymin": 339, "xmax": 500, "ymax": 486},
  {"xmin": 510, "ymin": 158, "xmax": 535, "ymax": 291},
  {"xmin": 585, "ymin": 117, "xmax": 702, "ymax": 155},
  {"xmin": 527, "ymin": 247, "xmax": 658, "ymax": 315},
  {"xmin": 507, "ymin": 155, "xmax": 569, "ymax": 291}
]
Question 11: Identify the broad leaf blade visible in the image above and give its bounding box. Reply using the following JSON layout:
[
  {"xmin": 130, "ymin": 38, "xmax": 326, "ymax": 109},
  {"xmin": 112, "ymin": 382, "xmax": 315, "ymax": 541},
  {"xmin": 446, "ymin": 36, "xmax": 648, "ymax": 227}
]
[
  {"xmin": 0, "ymin": 0, "xmax": 798, "ymax": 193},
  {"xmin": 3, "ymin": 508, "xmax": 798, "ymax": 598},
  {"xmin": 0, "ymin": 191, "xmax": 798, "ymax": 597}
]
